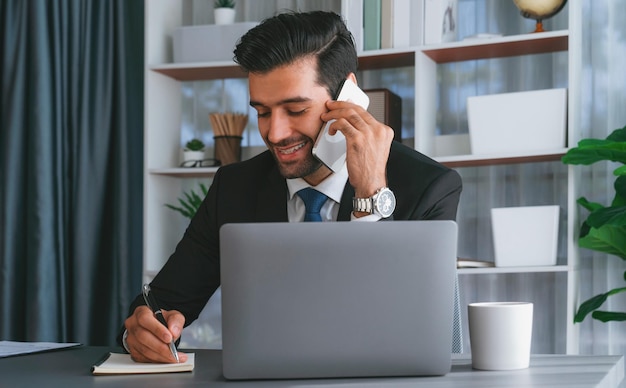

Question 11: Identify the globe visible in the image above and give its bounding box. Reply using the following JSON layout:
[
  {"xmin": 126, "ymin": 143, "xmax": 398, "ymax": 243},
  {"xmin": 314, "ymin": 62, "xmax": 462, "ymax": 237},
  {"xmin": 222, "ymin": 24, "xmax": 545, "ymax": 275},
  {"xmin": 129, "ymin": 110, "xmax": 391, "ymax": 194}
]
[{"xmin": 513, "ymin": 0, "xmax": 568, "ymax": 33}]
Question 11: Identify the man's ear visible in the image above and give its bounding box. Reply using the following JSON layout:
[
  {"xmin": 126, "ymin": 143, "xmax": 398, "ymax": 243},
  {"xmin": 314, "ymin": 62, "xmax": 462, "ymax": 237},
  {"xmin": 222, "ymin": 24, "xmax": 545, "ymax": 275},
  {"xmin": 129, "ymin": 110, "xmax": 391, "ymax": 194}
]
[{"xmin": 346, "ymin": 72, "xmax": 357, "ymax": 85}]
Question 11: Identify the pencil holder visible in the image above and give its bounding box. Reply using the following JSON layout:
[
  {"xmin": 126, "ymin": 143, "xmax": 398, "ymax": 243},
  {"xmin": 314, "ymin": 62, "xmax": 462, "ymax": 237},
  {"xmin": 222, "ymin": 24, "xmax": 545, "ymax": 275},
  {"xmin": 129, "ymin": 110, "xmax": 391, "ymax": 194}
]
[{"xmin": 214, "ymin": 135, "xmax": 242, "ymax": 166}]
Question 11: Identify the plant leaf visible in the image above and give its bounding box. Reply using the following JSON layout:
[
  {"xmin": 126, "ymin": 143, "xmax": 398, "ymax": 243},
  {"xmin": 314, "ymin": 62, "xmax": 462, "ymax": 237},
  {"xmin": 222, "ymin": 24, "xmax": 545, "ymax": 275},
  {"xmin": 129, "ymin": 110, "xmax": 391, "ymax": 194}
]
[
  {"xmin": 178, "ymin": 197, "xmax": 196, "ymax": 217},
  {"xmin": 579, "ymin": 225, "xmax": 626, "ymax": 259},
  {"xmin": 183, "ymin": 191, "xmax": 195, "ymax": 204},
  {"xmin": 606, "ymin": 125, "xmax": 626, "ymax": 142},
  {"xmin": 591, "ymin": 311, "xmax": 626, "ymax": 322},
  {"xmin": 613, "ymin": 175, "xmax": 626, "ymax": 206},
  {"xmin": 562, "ymin": 140, "xmax": 626, "ymax": 165},
  {"xmin": 577, "ymin": 197, "xmax": 605, "ymax": 212},
  {"xmin": 579, "ymin": 221, "xmax": 591, "ymax": 239},
  {"xmin": 574, "ymin": 286, "xmax": 626, "ymax": 323},
  {"xmin": 575, "ymin": 293, "xmax": 609, "ymax": 322},
  {"xmin": 586, "ymin": 206, "xmax": 626, "ymax": 228},
  {"xmin": 164, "ymin": 182, "xmax": 208, "ymax": 219},
  {"xmin": 189, "ymin": 190, "xmax": 202, "ymax": 208},
  {"xmin": 562, "ymin": 126, "xmax": 626, "ymax": 166},
  {"xmin": 164, "ymin": 204, "xmax": 193, "ymax": 219},
  {"xmin": 562, "ymin": 142, "xmax": 626, "ymax": 165}
]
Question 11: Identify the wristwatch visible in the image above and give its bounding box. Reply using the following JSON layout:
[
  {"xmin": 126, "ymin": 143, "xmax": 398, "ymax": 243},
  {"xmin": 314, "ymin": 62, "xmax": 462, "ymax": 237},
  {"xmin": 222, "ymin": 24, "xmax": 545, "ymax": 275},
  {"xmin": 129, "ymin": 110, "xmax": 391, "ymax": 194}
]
[{"xmin": 353, "ymin": 187, "xmax": 396, "ymax": 218}]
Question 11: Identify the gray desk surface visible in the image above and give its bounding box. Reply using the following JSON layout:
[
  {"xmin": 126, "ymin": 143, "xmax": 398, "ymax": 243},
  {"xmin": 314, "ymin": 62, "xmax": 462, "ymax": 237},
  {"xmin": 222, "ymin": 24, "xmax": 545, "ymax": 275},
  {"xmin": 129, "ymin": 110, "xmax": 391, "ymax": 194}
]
[{"xmin": 0, "ymin": 346, "xmax": 623, "ymax": 387}]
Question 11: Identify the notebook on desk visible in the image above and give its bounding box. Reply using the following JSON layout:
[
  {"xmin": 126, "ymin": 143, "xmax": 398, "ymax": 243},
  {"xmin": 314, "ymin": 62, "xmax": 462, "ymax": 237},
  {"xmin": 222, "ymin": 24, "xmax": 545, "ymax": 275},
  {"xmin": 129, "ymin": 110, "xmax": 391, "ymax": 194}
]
[{"xmin": 219, "ymin": 220, "xmax": 458, "ymax": 380}]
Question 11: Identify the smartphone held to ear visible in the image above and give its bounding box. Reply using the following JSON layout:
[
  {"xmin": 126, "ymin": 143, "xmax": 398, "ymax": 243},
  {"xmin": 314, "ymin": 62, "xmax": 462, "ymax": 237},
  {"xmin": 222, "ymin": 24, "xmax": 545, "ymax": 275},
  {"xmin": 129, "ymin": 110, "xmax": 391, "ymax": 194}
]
[{"xmin": 312, "ymin": 79, "xmax": 370, "ymax": 172}]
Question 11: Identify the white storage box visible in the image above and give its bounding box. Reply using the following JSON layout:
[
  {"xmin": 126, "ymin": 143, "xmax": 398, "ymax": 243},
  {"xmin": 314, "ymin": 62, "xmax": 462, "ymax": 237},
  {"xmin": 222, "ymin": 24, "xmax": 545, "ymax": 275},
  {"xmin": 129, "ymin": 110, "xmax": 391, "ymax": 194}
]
[
  {"xmin": 467, "ymin": 88, "xmax": 567, "ymax": 155},
  {"xmin": 491, "ymin": 205, "xmax": 560, "ymax": 267},
  {"xmin": 173, "ymin": 22, "xmax": 259, "ymax": 63},
  {"xmin": 434, "ymin": 133, "xmax": 471, "ymax": 157}
]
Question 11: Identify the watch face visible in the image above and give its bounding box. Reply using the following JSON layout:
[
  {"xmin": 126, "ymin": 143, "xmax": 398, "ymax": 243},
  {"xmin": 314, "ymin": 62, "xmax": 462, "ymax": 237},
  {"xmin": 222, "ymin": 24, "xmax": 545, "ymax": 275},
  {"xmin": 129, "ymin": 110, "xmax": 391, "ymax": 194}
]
[{"xmin": 375, "ymin": 189, "xmax": 396, "ymax": 218}]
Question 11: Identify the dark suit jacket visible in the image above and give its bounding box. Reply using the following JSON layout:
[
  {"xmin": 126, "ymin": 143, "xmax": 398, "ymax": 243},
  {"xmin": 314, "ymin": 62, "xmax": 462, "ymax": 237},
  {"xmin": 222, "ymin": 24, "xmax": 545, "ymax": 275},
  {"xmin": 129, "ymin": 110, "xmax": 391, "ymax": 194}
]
[{"xmin": 125, "ymin": 141, "xmax": 462, "ymax": 329}]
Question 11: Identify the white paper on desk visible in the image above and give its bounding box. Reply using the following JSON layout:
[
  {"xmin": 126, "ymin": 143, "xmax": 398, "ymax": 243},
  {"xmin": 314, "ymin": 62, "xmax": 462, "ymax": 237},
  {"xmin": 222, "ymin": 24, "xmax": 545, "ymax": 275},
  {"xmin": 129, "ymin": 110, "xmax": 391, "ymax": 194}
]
[
  {"xmin": 92, "ymin": 352, "xmax": 195, "ymax": 375},
  {"xmin": 0, "ymin": 340, "xmax": 81, "ymax": 358}
]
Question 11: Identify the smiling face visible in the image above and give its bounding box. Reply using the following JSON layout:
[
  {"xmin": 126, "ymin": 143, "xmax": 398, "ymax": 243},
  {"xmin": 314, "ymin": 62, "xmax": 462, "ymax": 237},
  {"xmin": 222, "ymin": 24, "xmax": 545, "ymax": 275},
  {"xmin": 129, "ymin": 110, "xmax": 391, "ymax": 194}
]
[{"xmin": 248, "ymin": 57, "xmax": 333, "ymax": 185}]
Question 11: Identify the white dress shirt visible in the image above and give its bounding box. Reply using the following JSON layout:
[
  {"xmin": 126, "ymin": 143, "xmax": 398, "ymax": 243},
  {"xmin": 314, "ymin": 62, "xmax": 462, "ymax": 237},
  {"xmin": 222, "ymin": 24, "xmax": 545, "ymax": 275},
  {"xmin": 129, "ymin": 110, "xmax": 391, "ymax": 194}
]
[{"xmin": 286, "ymin": 164, "xmax": 380, "ymax": 222}]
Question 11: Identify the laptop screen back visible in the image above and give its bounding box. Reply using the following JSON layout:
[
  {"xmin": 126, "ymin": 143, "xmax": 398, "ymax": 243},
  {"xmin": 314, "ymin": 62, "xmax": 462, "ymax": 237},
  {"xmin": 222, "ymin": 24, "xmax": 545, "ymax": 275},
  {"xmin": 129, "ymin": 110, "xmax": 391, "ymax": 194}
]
[{"xmin": 220, "ymin": 220, "xmax": 457, "ymax": 380}]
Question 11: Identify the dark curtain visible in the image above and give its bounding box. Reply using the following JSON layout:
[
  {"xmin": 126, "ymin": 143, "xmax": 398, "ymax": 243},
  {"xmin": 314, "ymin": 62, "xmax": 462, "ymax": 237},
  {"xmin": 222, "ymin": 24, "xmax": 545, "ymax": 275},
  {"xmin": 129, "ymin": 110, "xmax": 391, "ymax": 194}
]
[{"xmin": 0, "ymin": 0, "xmax": 144, "ymax": 345}]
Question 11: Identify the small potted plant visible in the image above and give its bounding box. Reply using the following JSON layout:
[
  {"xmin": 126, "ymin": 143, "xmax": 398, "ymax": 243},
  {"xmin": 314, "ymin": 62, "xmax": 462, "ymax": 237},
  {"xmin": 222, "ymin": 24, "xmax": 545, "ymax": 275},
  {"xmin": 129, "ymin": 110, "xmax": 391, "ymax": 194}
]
[
  {"xmin": 182, "ymin": 138, "xmax": 205, "ymax": 166},
  {"xmin": 214, "ymin": 0, "xmax": 236, "ymax": 25},
  {"xmin": 165, "ymin": 183, "xmax": 209, "ymax": 219}
]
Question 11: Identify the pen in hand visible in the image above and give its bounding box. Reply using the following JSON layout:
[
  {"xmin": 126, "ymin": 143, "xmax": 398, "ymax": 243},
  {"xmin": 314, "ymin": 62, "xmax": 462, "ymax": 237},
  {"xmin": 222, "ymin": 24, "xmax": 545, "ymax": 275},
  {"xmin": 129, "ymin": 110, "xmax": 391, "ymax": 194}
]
[{"xmin": 142, "ymin": 284, "xmax": 180, "ymax": 363}]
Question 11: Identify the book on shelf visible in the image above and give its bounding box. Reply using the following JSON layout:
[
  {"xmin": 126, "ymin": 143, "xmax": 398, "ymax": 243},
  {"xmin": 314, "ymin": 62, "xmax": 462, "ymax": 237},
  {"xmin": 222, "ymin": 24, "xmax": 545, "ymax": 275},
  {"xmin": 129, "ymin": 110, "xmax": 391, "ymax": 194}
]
[
  {"xmin": 92, "ymin": 352, "xmax": 195, "ymax": 375},
  {"xmin": 363, "ymin": 0, "xmax": 382, "ymax": 50},
  {"xmin": 380, "ymin": 0, "xmax": 393, "ymax": 49},
  {"xmin": 409, "ymin": 0, "xmax": 425, "ymax": 46},
  {"xmin": 457, "ymin": 258, "xmax": 495, "ymax": 269},
  {"xmin": 342, "ymin": 0, "xmax": 364, "ymax": 52},
  {"xmin": 367, "ymin": 0, "xmax": 425, "ymax": 50},
  {"xmin": 391, "ymin": 0, "xmax": 413, "ymax": 48}
]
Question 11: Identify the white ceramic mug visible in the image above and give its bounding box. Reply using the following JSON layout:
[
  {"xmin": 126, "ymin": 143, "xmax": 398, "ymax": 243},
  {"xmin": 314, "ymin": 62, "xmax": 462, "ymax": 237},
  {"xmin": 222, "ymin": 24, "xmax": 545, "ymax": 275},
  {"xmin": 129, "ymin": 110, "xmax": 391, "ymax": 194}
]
[{"xmin": 468, "ymin": 302, "xmax": 533, "ymax": 370}]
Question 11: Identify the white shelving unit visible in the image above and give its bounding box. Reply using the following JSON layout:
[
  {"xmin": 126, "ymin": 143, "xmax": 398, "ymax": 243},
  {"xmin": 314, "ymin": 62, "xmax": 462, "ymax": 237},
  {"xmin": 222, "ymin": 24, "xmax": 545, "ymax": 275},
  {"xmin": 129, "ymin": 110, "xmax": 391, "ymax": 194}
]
[
  {"xmin": 412, "ymin": 10, "xmax": 582, "ymax": 354},
  {"xmin": 144, "ymin": 1, "xmax": 582, "ymax": 353}
]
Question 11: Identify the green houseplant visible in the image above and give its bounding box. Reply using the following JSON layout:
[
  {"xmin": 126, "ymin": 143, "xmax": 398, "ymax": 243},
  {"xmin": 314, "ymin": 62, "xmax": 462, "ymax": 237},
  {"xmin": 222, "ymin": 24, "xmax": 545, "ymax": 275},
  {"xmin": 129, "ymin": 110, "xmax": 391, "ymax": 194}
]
[
  {"xmin": 562, "ymin": 125, "xmax": 626, "ymax": 323},
  {"xmin": 214, "ymin": 0, "xmax": 235, "ymax": 7},
  {"xmin": 184, "ymin": 138, "xmax": 205, "ymax": 152},
  {"xmin": 182, "ymin": 138, "xmax": 206, "ymax": 167},
  {"xmin": 214, "ymin": 0, "xmax": 236, "ymax": 25},
  {"xmin": 165, "ymin": 183, "xmax": 209, "ymax": 219}
]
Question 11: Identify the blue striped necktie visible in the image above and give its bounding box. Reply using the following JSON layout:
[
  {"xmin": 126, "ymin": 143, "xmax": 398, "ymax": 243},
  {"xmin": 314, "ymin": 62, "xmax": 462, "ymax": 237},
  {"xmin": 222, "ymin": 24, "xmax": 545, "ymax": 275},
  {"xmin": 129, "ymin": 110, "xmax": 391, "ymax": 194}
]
[{"xmin": 297, "ymin": 188, "xmax": 328, "ymax": 222}]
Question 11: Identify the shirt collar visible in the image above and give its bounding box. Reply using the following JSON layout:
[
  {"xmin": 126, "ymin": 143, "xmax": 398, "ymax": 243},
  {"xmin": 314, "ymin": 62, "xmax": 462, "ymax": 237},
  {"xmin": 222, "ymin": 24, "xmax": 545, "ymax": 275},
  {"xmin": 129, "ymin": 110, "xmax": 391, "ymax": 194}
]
[{"xmin": 286, "ymin": 164, "xmax": 348, "ymax": 204}]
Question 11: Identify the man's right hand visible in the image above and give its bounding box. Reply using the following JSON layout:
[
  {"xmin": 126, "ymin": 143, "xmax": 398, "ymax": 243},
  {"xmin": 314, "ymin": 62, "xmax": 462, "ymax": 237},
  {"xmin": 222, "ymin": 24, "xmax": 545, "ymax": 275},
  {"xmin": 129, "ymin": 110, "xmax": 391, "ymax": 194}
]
[{"xmin": 124, "ymin": 305, "xmax": 188, "ymax": 363}]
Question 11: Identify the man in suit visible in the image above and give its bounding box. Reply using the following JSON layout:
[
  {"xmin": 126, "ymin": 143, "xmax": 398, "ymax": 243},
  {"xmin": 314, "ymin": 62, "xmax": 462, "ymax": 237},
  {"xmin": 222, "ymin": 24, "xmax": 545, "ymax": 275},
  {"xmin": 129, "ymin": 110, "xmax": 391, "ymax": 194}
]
[{"xmin": 122, "ymin": 11, "xmax": 462, "ymax": 363}]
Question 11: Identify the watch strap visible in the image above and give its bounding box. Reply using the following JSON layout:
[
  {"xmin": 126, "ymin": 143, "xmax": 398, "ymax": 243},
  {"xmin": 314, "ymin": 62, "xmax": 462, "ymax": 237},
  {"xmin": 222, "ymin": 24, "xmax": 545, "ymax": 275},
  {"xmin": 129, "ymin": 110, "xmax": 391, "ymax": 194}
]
[{"xmin": 352, "ymin": 197, "xmax": 373, "ymax": 213}]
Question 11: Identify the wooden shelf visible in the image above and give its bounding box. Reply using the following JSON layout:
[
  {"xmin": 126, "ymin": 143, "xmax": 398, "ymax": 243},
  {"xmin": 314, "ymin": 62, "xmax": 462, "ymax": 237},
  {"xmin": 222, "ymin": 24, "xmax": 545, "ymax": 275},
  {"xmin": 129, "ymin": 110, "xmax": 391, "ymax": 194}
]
[
  {"xmin": 357, "ymin": 49, "xmax": 415, "ymax": 70},
  {"xmin": 150, "ymin": 31, "xmax": 568, "ymax": 81},
  {"xmin": 151, "ymin": 48, "xmax": 416, "ymax": 81},
  {"xmin": 151, "ymin": 61, "xmax": 247, "ymax": 81},
  {"xmin": 437, "ymin": 149, "xmax": 568, "ymax": 168},
  {"xmin": 422, "ymin": 30, "xmax": 568, "ymax": 63}
]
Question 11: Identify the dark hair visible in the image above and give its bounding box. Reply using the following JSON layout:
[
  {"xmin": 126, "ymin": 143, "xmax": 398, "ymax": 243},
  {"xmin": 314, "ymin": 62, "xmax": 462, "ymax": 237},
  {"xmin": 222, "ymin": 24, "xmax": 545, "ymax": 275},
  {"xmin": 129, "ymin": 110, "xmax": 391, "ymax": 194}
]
[{"xmin": 233, "ymin": 11, "xmax": 358, "ymax": 98}]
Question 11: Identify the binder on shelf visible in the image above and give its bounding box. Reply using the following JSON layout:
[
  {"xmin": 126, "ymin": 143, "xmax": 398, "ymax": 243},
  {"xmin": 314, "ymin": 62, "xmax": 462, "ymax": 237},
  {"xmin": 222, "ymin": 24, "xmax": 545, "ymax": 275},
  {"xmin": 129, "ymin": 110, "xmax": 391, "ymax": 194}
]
[
  {"xmin": 365, "ymin": 89, "xmax": 402, "ymax": 142},
  {"xmin": 363, "ymin": 0, "xmax": 382, "ymax": 51},
  {"xmin": 360, "ymin": 0, "xmax": 422, "ymax": 50}
]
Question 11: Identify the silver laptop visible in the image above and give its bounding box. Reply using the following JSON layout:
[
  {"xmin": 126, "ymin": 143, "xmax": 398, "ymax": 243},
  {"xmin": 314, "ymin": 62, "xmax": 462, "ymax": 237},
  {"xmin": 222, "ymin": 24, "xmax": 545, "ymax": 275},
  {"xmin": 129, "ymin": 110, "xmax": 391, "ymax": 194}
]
[{"xmin": 220, "ymin": 220, "xmax": 457, "ymax": 380}]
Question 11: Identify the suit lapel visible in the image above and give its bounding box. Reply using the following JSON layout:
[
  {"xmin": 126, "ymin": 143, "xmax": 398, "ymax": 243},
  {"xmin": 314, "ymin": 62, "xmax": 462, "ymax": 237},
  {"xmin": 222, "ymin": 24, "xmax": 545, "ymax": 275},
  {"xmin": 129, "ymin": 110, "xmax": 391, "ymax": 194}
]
[
  {"xmin": 337, "ymin": 182, "xmax": 354, "ymax": 221},
  {"xmin": 255, "ymin": 166, "xmax": 289, "ymax": 222}
]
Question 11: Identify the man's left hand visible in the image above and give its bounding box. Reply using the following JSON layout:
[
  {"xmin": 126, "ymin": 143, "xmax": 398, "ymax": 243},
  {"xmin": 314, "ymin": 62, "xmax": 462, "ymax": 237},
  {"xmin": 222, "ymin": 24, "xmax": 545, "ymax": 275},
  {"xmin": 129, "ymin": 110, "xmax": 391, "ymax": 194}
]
[{"xmin": 321, "ymin": 100, "xmax": 394, "ymax": 199}]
